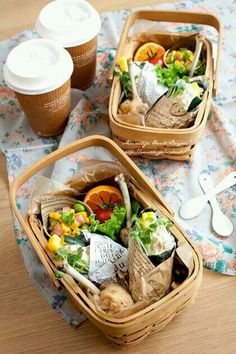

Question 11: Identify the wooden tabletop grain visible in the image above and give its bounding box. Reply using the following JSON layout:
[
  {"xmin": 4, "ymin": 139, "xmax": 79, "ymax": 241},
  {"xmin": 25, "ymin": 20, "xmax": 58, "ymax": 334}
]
[{"xmin": 0, "ymin": 1, "xmax": 235, "ymax": 353}]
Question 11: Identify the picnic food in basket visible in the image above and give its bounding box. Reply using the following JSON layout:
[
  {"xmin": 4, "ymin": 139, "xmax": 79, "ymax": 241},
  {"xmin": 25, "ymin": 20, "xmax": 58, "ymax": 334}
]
[
  {"xmin": 115, "ymin": 33, "xmax": 207, "ymax": 130},
  {"xmin": 109, "ymin": 10, "xmax": 222, "ymax": 160},
  {"xmin": 10, "ymin": 135, "xmax": 202, "ymax": 346},
  {"xmin": 28, "ymin": 159, "xmax": 195, "ymax": 317}
]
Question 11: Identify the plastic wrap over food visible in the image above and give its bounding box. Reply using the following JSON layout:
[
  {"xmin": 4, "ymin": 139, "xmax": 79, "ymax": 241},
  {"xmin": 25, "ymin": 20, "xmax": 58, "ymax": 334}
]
[{"xmin": 88, "ymin": 233, "xmax": 128, "ymax": 284}]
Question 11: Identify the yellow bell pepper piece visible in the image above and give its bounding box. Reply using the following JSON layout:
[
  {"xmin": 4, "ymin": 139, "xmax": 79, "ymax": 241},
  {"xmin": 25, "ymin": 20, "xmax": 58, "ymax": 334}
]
[
  {"xmin": 61, "ymin": 223, "xmax": 71, "ymax": 233},
  {"xmin": 119, "ymin": 56, "xmax": 128, "ymax": 73},
  {"xmin": 71, "ymin": 221, "xmax": 79, "ymax": 231},
  {"xmin": 49, "ymin": 212, "xmax": 61, "ymax": 220},
  {"xmin": 47, "ymin": 234, "xmax": 63, "ymax": 253},
  {"xmin": 72, "ymin": 228, "xmax": 79, "ymax": 235},
  {"xmin": 141, "ymin": 211, "xmax": 155, "ymax": 223},
  {"xmin": 189, "ymin": 53, "xmax": 194, "ymax": 62}
]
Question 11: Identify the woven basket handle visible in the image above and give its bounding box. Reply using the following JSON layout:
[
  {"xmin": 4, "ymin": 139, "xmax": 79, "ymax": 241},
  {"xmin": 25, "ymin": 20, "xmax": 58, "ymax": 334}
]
[
  {"xmin": 111, "ymin": 10, "xmax": 222, "ymax": 96},
  {"xmin": 9, "ymin": 136, "xmax": 174, "ymax": 282}
]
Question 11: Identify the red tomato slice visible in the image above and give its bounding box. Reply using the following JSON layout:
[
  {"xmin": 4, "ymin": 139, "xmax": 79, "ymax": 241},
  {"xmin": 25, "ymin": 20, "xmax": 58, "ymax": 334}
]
[
  {"xmin": 148, "ymin": 57, "xmax": 164, "ymax": 66},
  {"xmin": 95, "ymin": 209, "xmax": 113, "ymax": 223}
]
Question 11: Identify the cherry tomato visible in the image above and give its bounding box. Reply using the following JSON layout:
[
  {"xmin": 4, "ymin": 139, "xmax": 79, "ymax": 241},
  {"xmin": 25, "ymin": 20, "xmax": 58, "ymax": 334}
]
[
  {"xmin": 95, "ymin": 209, "xmax": 113, "ymax": 223},
  {"xmin": 149, "ymin": 56, "xmax": 163, "ymax": 66}
]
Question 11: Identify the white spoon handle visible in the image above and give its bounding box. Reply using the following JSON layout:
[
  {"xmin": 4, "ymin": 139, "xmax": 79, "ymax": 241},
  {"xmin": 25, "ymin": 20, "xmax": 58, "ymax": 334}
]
[
  {"xmin": 212, "ymin": 171, "xmax": 236, "ymax": 195},
  {"xmin": 199, "ymin": 175, "xmax": 222, "ymax": 211},
  {"xmin": 199, "ymin": 174, "xmax": 233, "ymax": 237},
  {"xmin": 198, "ymin": 171, "xmax": 236, "ymax": 200}
]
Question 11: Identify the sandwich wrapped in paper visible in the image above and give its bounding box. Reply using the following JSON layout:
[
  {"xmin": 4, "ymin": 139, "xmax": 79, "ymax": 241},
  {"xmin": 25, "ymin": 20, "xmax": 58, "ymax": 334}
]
[{"xmin": 129, "ymin": 209, "xmax": 193, "ymax": 302}]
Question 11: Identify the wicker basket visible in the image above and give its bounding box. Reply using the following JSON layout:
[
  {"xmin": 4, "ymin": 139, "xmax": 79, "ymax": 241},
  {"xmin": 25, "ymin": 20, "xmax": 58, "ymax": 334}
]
[
  {"xmin": 109, "ymin": 10, "xmax": 222, "ymax": 160},
  {"xmin": 9, "ymin": 135, "xmax": 202, "ymax": 347}
]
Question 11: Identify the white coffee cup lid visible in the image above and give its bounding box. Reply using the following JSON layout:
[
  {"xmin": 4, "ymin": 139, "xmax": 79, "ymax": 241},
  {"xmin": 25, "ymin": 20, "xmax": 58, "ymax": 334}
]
[
  {"xmin": 36, "ymin": 0, "xmax": 101, "ymax": 48},
  {"xmin": 4, "ymin": 39, "xmax": 73, "ymax": 95}
]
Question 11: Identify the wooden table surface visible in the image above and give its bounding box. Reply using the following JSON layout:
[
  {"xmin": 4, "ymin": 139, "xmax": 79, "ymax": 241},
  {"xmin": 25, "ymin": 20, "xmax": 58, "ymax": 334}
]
[{"xmin": 0, "ymin": 1, "xmax": 235, "ymax": 353}]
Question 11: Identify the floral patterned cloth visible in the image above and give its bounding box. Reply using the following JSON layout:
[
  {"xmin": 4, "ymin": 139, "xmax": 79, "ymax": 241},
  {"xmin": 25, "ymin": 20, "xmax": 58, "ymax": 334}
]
[{"xmin": 0, "ymin": 0, "xmax": 235, "ymax": 326}]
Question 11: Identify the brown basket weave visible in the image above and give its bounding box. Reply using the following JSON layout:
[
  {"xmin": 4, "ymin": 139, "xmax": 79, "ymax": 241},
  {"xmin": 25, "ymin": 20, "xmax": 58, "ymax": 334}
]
[
  {"xmin": 9, "ymin": 135, "xmax": 202, "ymax": 347},
  {"xmin": 15, "ymin": 79, "xmax": 71, "ymax": 137},
  {"xmin": 109, "ymin": 10, "xmax": 222, "ymax": 160}
]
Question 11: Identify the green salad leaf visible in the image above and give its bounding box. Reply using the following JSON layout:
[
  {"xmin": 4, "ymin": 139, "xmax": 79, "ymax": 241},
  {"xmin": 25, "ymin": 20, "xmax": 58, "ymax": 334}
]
[
  {"xmin": 89, "ymin": 205, "xmax": 126, "ymax": 241},
  {"xmin": 154, "ymin": 63, "xmax": 189, "ymax": 88}
]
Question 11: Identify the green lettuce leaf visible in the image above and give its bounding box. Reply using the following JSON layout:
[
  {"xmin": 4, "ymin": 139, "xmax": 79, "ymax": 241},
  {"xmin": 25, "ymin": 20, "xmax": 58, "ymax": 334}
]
[{"xmin": 89, "ymin": 205, "xmax": 126, "ymax": 241}]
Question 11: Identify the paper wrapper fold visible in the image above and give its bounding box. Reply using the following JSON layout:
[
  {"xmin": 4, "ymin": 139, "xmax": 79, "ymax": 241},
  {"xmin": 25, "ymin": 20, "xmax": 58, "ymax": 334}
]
[
  {"xmin": 29, "ymin": 176, "xmax": 80, "ymax": 214},
  {"xmin": 66, "ymin": 160, "xmax": 129, "ymax": 192},
  {"xmin": 128, "ymin": 238, "xmax": 174, "ymax": 302}
]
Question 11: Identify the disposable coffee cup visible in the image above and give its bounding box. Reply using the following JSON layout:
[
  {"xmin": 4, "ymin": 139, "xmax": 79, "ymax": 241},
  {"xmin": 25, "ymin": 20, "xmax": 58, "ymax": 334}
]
[
  {"xmin": 4, "ymin": 39, "xmax": 73, "ymax": 137},
  {"xmin": 36, "ymin": 0, "xmax": 101, "ymax": 90}
]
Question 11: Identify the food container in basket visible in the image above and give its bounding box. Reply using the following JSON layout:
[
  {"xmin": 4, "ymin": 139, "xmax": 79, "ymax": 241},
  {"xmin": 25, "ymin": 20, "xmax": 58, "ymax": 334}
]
[
  {"xmin": 9, "ymin": 135, "xmax": 202, "ymax": 347},
  {"xmin": 109, "ymin": 10, "xmax": 222, "ymax": 161}
]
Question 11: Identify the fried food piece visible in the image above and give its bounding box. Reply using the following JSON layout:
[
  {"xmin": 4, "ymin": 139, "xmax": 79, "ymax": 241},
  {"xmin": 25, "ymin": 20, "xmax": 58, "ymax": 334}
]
[{"xmin": 98, "ymin": 283, "xmax": 134, "ymax": 315}]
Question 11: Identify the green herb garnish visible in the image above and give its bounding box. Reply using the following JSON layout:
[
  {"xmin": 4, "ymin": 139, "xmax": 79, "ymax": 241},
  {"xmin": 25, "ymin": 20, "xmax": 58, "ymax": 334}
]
[
  {"xmin": 114, "ymin": 67, "xmax": 132, "ymax": 99},
  {"xmin": 55, "ymin": 247, "xmax": 88, "ymax": 274},
  {"xmin": 131, "ymin": 212, "xmax": 172, "ymax": 256}
]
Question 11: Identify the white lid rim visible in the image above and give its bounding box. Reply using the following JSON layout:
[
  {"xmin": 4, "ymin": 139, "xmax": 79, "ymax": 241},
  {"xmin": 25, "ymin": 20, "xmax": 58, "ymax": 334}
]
[
  {"xmin": 35, "ymin": 17, "xmax": 101, "ymax": 48},
  {"xmin": 4, "ymin": 71, "xmax": 71, "ymax": 95},
  {"xmin": 3, "ymin": 42, "xmax": 74, "ymax": 95},
  {"xmin": 35, "ymin": 0, "xmax": 101, "ymax": 48}
]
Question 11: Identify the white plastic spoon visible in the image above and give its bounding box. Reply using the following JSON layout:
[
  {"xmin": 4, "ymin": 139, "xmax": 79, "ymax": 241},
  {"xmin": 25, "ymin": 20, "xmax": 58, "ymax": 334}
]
[
  {"xmin": 179, "ymin": 171, "xmax": 236, "ymax": 219},
  {"xmin": 199, "ymin": 174, "xmax": 233, "ymax": 237}
]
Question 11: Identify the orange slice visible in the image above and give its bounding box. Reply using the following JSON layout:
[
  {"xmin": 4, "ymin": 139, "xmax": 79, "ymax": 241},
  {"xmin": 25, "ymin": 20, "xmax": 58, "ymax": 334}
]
[
  {"xmin": 134, "ymin": 42, "xmax": 165, "ymax": 62},
  {"xmin": 84, "ymin": 185, "xmax": 123, "ymax": 211}
]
